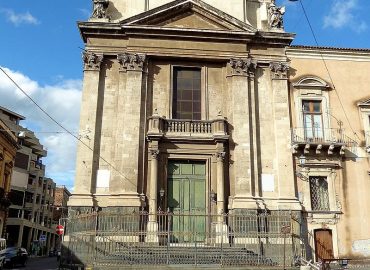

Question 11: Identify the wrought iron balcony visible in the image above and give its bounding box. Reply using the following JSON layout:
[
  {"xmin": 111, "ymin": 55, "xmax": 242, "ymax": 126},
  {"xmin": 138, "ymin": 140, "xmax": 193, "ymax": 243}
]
[
  {"xmin": 147, "ymin": 112, "xmax": 228, "ymax": 141},
  {"xmin": 291, "ymin": 127, "xmax": 357, "ymax": 155}
]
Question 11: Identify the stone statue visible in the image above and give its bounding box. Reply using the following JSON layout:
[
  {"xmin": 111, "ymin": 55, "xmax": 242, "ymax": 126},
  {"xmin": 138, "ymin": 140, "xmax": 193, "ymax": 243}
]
[
  {"xmin": 268, "ymin": 3, "xmax": 285, "ymax": 29},
  {"xmin": 91, "ymin": 0, "xmax": 109, "ymax": 19}
]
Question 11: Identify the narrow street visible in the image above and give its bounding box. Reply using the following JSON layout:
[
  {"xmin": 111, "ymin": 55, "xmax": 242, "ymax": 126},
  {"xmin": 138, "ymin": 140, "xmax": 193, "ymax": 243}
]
[{"xmin": 10, "ymin": 256, "xmax": 58, "ymax": 270}]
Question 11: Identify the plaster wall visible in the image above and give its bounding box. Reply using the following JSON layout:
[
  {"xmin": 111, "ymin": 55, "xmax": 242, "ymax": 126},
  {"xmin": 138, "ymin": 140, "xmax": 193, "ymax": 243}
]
[{"xmin": 288, "ymin": 49, "xmax": 370, "ymax": 258}]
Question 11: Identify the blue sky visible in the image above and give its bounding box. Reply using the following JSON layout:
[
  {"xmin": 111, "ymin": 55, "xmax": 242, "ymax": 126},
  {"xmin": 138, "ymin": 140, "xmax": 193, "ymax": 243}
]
[{"xmin": 0, "ymin": 0, "xmax": 369, "ymax": 191}]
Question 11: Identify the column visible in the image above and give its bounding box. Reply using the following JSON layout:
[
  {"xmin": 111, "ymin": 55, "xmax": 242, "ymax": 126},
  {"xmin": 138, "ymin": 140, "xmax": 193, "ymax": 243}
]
[
  {"xmin": 269, "ymin": 62, "xmax": 300, "ymax": 210},
  {"xmin": 27, "ymin": 227, "xmax": 33, "ymax": 251},
  {"xmin": 69, "ymin": 51, "xmax": 103, "ymax": 207},
  {"xmin": 47, "ymin": 232, "xmax": 51, "ymax": 254},
  {"xmin": 145, "ymin": 148, "xmax": 159, "ymax": 243},
  {"xmin": 228, "ymin": 58, "xmax": 258, "ymax": 209},
  {"xmin": 216, "ymin": 151, "xmax": 225, "ymax": 215},
  {"xmin": 17, "ymin": 225, "xmax": 24, "ymax": 247},
  {"xmin": 109, "ymin": 53, "xmax": 147, "ymax": 206}
]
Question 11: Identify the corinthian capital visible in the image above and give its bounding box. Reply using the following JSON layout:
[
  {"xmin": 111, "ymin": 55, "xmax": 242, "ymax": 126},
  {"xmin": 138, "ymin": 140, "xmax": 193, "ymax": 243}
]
[
  {"xmin": 229, "ymin": 58, "xmax": 257, "ymax": 76},
  {"xmin": 269, "ymin": 62, "xmax": 289, "ymax": 79},
  {"xmin": 82, "ymin": 51, "xmax": 103, "ymax": 71},
  {"xmin": 117, "ymin": 53, "xmax": 146, "ymax": 72}
]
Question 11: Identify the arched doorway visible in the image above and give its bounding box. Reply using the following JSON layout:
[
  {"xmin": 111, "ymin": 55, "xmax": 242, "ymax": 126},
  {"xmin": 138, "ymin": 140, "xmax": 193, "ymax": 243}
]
[{"xmin": 314, "ymin": 229, "xmax": 334, "ymax": 261}]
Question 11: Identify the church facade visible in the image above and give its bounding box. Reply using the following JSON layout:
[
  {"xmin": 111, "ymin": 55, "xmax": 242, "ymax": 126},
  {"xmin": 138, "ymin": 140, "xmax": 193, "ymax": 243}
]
[{"xmin": 68, "ymin": 0, "xmax": 370, "ymax": 264}]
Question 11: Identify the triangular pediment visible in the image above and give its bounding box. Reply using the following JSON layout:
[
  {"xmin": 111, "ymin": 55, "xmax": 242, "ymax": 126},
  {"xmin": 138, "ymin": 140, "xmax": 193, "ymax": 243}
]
[
  {"xmin": 358, "ymin": 97, "xmax": 370, "ymax": 107},
  {"xmin": 121, "ymin": 0, "xmax": 256, "ymax": 32}
]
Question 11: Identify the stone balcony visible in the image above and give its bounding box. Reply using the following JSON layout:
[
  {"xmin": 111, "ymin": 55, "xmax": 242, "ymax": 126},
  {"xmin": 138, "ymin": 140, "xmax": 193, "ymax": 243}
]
[
  {"xmin": 147, "ymin": 112, "xmax": 229, "ymax": 142},
  {"xmin": 291, "ymin": 127, "xmax": 358, "ymax": 155}
]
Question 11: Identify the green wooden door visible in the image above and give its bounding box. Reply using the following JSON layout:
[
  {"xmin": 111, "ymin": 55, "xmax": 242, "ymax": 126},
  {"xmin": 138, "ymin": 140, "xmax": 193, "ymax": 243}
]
[{"xmin": 167, "ymin": 161, "xmax": 206, "ymax": 243}]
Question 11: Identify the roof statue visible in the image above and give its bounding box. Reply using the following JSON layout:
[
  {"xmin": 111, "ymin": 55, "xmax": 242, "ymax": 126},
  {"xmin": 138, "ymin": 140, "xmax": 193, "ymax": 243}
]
[
  {"xmin": 91, "ymin": 0, "xmax": 109, "ymax": 19},
  {"xmin": 268, "ymin": 3, "xmax": 285, "ymax": 29}
]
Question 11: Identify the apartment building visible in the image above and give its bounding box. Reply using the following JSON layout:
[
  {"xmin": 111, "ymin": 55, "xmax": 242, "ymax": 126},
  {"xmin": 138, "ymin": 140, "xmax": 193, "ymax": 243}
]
[{"xmin": 0, "ymin": 107, "xmax": 58, "ymax": 254}]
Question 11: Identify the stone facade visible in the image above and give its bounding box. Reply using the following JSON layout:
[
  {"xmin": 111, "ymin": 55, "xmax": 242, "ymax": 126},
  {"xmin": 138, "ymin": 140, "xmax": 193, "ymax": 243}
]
[{"xmin": 69, "ymin": 0, "xmax": 370, "ymax": 262}]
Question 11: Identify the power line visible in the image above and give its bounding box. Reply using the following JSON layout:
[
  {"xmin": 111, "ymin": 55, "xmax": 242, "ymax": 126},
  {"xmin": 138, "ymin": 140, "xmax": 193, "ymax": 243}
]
[
  {"xmin": 298, "ymin": 0, "xmax": 361, "ymax": 142},
  {"xmin": 0, "ymin": 66, "xmax": 134, "ymax": 185}
]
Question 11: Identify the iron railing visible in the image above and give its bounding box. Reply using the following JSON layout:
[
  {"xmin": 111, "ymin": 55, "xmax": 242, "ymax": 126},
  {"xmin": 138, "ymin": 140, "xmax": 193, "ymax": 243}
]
[{"xmin": 61, "ymin": 210, "xmax": 304, "ymax": 268}]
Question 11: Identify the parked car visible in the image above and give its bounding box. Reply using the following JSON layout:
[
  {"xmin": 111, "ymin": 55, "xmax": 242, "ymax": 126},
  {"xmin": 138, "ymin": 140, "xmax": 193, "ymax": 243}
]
[
  {"xmin": 0, "ymin": 247, "xmax": 28, "ymax": 268},
  {"xmin": 0, "ymin": 238, "xmax": 6, "ymax": 269}
]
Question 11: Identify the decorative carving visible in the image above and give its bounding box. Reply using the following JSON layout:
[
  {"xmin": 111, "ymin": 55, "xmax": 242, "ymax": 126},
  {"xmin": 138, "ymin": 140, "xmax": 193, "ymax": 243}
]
[
  {"xmin": 229, "ymin": 58, "xmax": 257, "ymax": 76},
  {"xmin": 91, "ymin": 0, "xmax": 109, "ymax": 19},
  {"xmin": 316, "ymin": 144, "xmax": 322, "ymax": 154},
  {"xmin": 328, "ymin": 144, "xmax": 335, "ymax": 155},
  {"xmin": 269, "ymin": 62, "xmax": 289, "ymax": 79},
  {"xmin": 150, "ymin": 149, "xmax": 160, "ymax": 160},
  {"xmin": 117, "ymin": 53, "xmax": 146, "ymax": 72},
  {"xmin": 335, "ymin": 193, "xmax": 342, "ymax": 211},
  {"xmin": 304, "ymin": 143, "xmax": 310, "ymax": 154},
  {"xmin": 292, "ymin": 144, "xmax": 299, "ymax": 154},
  {"xmin": 82, "ymin": 51, "xmax": 103, "ymax": 70},
  {"xmin": 216, "ymin": 152, "xmax": 226, "ymax": 162},
  {"xmin": 268, "ymin": 3, "xmax": 285, "ymax": 30},
  {"xmin": 340, "ymin": 146, "xmax": 346, "ymax": 155}
]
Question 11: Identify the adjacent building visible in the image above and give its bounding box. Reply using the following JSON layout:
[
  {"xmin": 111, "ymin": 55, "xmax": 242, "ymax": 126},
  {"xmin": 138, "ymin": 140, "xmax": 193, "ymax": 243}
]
[
  {"xmin": 53, "ymin": 186, "xmax": 71, "ymax": 223},
  {"xmin": 67, "ymin": 0, "xmax": 370, "ymax": 267},
  {"xmin": 0, "ymin": 107, "xmax": 58, "ymax": 254},
  {"xmin": 0, "ymin": 115, "xmax": 18, "ymax": 236}
]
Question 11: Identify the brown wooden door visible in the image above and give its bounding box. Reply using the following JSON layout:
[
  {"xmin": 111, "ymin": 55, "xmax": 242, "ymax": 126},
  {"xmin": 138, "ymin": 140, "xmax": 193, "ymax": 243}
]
[{"xmin": 315, "ymin": 229, "xmax": 334, "ymax": 261}]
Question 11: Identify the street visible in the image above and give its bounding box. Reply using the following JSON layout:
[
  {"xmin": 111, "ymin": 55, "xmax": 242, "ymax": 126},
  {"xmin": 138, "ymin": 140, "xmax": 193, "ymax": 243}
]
[{"xmin": 10, "ymin": 256, "xmax": 58, "ymax": 270}]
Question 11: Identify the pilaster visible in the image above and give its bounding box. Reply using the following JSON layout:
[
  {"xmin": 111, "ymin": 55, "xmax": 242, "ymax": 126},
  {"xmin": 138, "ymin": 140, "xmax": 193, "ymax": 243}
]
[
  {"xmin": 108, "ymin": 52, "xmax": 147, "ymax": 206},
  {"xmin": 228, "ymin": 57, "xmax": 258, "ymax": 209},
  {"xmin": 69, "ymin": 51, "xmax": 103, "ymax": 207},
  {"xmin": 269, "ymin": 61, "xmax": 300, "ymax": 210}
]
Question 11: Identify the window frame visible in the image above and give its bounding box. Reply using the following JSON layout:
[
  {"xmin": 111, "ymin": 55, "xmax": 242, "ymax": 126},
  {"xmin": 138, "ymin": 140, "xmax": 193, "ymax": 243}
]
[
  {"xmin": 309, "ymin": 176, "xmax": 330, "ymax": 211},
  {"xmin": 170, "ymin": 64, "xmax": 208, "ymax": 120}
]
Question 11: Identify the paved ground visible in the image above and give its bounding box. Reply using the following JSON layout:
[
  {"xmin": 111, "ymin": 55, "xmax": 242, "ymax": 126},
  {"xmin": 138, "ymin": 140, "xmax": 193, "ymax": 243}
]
[{"xmin": 9, "ymin": 256, "xmax": 59, "ymax": 270}]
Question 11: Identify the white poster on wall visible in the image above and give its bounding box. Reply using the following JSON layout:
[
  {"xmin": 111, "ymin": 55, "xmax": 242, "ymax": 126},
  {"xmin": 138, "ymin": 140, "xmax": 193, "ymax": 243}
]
[
  {"xmin": 262, "ymin": 174, "xmax": 275, "ymax": 192},
  {"xmin": 97, "ymin": 169, "xmax": 110, "ymax": 188}
]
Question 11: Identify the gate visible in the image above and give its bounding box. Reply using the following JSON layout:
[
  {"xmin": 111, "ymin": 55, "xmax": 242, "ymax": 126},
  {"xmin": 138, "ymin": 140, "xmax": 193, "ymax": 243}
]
[{"xmin": 61, "ymin": 210, "xmax": 305, "ymax": 268}]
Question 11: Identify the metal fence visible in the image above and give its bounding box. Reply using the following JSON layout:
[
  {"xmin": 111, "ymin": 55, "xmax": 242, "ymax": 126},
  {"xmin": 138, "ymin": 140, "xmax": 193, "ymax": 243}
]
[{"xmin": 61, "ymin": 210, "xmax": 304, "ymax": 268}]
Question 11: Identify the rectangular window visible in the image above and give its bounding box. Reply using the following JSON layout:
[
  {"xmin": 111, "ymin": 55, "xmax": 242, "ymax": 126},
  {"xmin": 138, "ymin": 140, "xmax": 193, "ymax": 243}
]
[
  {"xmin": 310, "ymin": 176, "xmax": 330, "ymax": 211},
  {"xmin": 302, "ymin": 100, "xmax": 323, "ymax": 140},
  {"xmin": 172, "ymin": 67, "xmax": 201, "ymax": 120}
]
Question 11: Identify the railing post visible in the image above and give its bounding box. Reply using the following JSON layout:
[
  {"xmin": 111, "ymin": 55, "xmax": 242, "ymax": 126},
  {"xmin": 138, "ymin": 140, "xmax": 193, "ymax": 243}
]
[{"xmin": 166, "ymin": 208, "xmax": 171, "ymax": 265}]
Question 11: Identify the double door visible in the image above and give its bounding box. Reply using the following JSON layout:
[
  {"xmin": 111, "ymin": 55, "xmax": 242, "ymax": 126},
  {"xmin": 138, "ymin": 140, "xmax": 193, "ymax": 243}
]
[{"xmin": 167, "ymin": 161, "xmax": 206, "ymax": 243}]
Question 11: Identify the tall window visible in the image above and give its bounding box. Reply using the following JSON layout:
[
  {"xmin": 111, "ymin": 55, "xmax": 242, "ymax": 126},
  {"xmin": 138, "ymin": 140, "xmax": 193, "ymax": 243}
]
[
  {"xmin": 310, "ymin": 176, "xmax": 330, "ymax": 211},
  {"xmin": 303, "ymin": 100, "xmax": 323, "ymax": 139},
  {"xmin": 172, "ymin": 67, "xmax": 201, "ymax": 120}
]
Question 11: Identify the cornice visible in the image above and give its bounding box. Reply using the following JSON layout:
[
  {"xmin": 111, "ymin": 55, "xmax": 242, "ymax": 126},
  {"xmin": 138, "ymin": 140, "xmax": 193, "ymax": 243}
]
[{"xmin": 287, "ymin": 46, "xmax": 370, "ymax": 62}]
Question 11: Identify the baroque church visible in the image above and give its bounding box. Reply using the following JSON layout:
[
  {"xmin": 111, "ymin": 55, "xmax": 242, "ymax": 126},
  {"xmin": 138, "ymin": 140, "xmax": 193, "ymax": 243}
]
[{"xmin": 66, "ymin": 0, "xmax": 370, "ymax": 267}]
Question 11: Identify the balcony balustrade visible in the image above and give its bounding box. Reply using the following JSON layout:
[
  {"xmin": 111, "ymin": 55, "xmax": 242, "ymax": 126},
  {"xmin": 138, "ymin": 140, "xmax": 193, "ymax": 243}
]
[
  {"xmin": 147, "ymin": 112, "xmax": 228, "ymax": 141},
  {"xmin": 291, "ymin": 127, "xmax": 358, "ymax": 155}
]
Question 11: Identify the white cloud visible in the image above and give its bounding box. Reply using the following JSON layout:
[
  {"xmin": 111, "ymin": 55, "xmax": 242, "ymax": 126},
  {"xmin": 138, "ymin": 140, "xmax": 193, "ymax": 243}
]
[
  {"xmin": 323, "ymin": 0, "xmax": 367, "ymax": 33},
  {"xmin": 0, "ymin": 8, "xmax": 40, "ymax": 26},
  {"xmin": 0, "ymin": 67, "xmax": 82, "ymax": 190}
]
